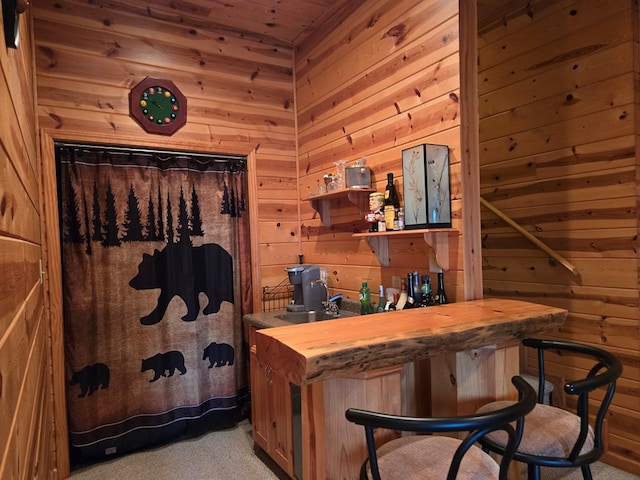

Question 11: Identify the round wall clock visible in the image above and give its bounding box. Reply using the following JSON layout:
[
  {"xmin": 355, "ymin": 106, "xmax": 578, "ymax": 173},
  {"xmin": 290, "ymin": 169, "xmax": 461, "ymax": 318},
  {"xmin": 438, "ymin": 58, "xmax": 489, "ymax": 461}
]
[{"xmin": 129, "ymin": 77, "xmax": 187, "ymax": 135}]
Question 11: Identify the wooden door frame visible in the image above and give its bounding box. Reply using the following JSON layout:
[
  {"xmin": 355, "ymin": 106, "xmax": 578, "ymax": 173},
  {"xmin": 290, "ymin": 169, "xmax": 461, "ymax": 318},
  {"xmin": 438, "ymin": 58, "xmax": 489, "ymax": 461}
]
[{"xmin": 38, "ymin": 130, "xmax": 261, "ymax": 479}]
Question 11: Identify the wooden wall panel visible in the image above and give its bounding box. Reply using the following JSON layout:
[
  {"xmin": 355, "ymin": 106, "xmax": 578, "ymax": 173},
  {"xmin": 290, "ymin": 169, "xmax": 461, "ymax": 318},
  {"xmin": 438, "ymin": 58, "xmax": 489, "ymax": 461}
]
[
  {"xmin": 478, "ymin": 0, "xmax": 639, "ymax": 473},
  {"xmin": 296, "ymin": 0, "xmax": 463, "ymax": 302},
  {"xmin": 0, "ymin": 2, "xmax": 54, "ymax": 478},
  {"xmin": 32, "ymin": 0, "xmax": 300, "ymax": 304},
  {"xmin": 2, "ymin": 0, "xmax": 631, "ymax": 478},
  {"xmin": 31, "ymin": 0, "xmax": 300, "ymax": 476}
]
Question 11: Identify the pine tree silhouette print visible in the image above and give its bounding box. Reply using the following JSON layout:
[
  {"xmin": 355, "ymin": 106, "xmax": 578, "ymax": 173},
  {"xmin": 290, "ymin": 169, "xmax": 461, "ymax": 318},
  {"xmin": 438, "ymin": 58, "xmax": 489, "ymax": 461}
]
[
  {"xmin": 122, "ymin": 184, "xmax": 144, "ymax": 242},
  {"xmin": 176, "ymin": 187, "xmax": 191, "ymax": 245},
  {"xmin": 145, "ymin": 192, "xmax": 157, "ymax": 241},
  {"xmin": 91, "ymin": 180, "xmax": 103, "ymax": 243},
  {"xmin": 63, "ymin": 181, "xmax": 84, "ymax": 244},
  {"xmin": 157, "ymin": 186, "xmax": 165, "ymax": 242},
  {"xmin": 220, "ymin": 182, "xmax": 230, "ymax": 215},
  {"xmin": 101, "ymin": 182, "xmax": 121, "ymax": 247},
  {"xmin": 165, "ymin": 193, "xmax": 174, "ymax": 244},
  {"xmin": 82, "ymin": 193, "xmax": 92, "ymax": 255},
  {"xmin": 189, "ymin": 184, "xmax": 204, "ymax": 237}
]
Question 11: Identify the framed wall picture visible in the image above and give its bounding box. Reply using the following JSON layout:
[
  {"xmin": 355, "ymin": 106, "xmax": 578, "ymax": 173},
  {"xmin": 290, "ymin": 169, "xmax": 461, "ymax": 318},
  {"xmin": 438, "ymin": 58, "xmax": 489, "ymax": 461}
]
[{"xmin": 401, "ymin": 143, "xmax": 451, "ymax": 229}]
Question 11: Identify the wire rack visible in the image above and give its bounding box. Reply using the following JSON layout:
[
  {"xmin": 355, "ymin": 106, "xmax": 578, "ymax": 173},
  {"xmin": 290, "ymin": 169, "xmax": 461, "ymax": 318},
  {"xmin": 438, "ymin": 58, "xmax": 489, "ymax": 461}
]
[{"xmin": 262, "ymin": 278, "xmax": 294, "ymax": 312}]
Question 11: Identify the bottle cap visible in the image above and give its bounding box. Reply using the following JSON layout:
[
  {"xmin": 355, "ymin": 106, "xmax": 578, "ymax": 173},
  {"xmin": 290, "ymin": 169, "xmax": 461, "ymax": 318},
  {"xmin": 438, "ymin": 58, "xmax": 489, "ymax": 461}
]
[{"xmin": 362, "ymin": 282, "xmax": 368, "ymax": 287}]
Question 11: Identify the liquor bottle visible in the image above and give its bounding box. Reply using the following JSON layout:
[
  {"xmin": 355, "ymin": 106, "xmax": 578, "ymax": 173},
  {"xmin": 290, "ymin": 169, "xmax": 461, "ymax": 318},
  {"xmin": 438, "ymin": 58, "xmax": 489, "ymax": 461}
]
[
  {"xmin": 406, "ymin": 271, "xmax": 420, "ymax": 307},
  {"xmin": 412, "ymin": 270, "xmax": 420, "ymax": 301},
  {"xmin": 420, "ymin": 275, "xmax": 433, "ymax": 306},
  {"xmin": 396, "ymin": 279, "xmax": 408, "ymax": 310},
  {"xmin": 383, "ymin": 173, "xmax": 400, "ymax": 229},
  {"xmin": 407, "ymin": 272, "xmax": 415, "ymax": 305},
  {"xmin": 397, "ymin": 208, "xmax": 405, "ymax": 230},
  {"xmin": 400, "ymin": 273, "xmax": 418, "ymax": 308},
  {"xmin": 389, "ymin": 292, "xmax": 399, "ymax": 310},
  {"xmin": 434, "ymin": 272, "xmax": 448, "ymax": 304},
  {"xmin": 360, "ymin": 282, "xmax": 373, "ymax": 314},
  {"xmin": 376, "ymin": 285, "xmax": 386, "ymax": 313}
]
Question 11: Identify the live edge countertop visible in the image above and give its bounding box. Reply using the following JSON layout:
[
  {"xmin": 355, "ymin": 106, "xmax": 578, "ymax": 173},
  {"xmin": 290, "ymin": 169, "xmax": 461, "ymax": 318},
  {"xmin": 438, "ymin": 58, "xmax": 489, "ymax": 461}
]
[{"xmin": 249, "ymin": 298, "xmax": 567, "ymax": 386}]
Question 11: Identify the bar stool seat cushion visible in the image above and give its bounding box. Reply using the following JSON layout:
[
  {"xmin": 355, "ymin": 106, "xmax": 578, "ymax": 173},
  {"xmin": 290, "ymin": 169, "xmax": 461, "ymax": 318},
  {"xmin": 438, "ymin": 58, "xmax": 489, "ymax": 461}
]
[
  {"xmin": 370, "ymin": 435, "xmax": 499, "ymax": 479},
  {"xmin": 476, "ymin": 402, "xmax": 594, "ymax": 457}
]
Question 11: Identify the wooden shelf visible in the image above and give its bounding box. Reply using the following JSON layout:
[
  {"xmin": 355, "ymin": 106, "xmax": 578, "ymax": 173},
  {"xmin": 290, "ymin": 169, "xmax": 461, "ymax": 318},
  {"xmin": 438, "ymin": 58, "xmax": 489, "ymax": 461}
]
[
  {"xmin": 305, "ymin": 190, "xmax": 455, "ymax": 271},
  {"xmin": 353, "ymin": 229, "xmax": 457, "ymax": 269},
  {"xmin": 306, "ymin": 188, "xmax": 375, "ymax": 226}
]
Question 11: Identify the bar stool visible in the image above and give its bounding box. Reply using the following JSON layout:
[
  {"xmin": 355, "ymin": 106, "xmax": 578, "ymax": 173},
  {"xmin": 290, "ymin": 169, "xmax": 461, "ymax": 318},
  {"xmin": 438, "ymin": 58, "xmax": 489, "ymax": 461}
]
[
  {"xmin": 477, "ymin": 338, "xmax": 623, "ymax": 480},
  {"xmin": 345, "ymin": 376, "xmax": 537, "ymax": 480}
]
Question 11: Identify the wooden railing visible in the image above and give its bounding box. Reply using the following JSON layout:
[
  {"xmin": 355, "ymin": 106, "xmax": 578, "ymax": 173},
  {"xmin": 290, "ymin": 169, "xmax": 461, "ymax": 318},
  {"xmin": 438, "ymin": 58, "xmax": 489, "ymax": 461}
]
[{"xmin": 480, "ymin": 197, "xmax": 579, "ymax": 276}]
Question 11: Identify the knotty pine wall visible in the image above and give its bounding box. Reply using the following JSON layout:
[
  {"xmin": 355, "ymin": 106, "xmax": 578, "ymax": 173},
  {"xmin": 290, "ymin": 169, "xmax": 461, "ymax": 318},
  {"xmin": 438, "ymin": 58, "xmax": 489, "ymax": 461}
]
[
  {"xmin": 0, "ymin": 6, "xmax": 55, "ymax": 480},
  {"xmin": 295, "ymin": 0, "xmax": 465, "ymax": 300},
  {"xmin": 478, "ymin": 0, "xmax": 639, "ymax": 473},
  {"xmin": 32, "ymin": 0, "xmax": 300, "ymax": 476},
  {"xmin": 32, "ymin": 0, "xmax": 301, "ymax": 292},
  {"xmin": 6, "ymin": 0, "xmax": 635, "ymax": 478},
  {"xmin": 27, "ymin": 0, "xmax": 473, "ymax": 476}
]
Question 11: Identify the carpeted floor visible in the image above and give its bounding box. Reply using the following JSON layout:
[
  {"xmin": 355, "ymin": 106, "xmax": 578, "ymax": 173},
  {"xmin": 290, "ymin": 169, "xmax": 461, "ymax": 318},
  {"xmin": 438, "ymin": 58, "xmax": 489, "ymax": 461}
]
[
  {"xmin": 68, "ymin": 419, "xmax": 639, "ymax": 480},
  {"xmin": 68, "ymin": 419, "xmax": 283, "ymax": 480}
]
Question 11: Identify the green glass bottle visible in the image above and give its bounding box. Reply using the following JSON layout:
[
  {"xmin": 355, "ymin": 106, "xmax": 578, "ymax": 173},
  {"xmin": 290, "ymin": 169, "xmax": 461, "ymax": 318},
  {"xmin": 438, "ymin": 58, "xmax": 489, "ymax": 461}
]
[
  {"xmin": 359, "ymin": 282, "xmax": 373, "ymax": 315},
  {"xmin": 420, "ymin": 275, "xmax": 433, "ymax": 306}
]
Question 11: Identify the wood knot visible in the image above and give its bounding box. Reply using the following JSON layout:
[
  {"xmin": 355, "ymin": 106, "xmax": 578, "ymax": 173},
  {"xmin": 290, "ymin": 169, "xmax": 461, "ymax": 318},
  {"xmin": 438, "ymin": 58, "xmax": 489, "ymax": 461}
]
[
  {"xmin": 1, "ymin": 193, "xmax": 16, "ymax": 218},
  {"xmin": 384, "ymin": 24, "xmax": 406, "ymax": 46}
]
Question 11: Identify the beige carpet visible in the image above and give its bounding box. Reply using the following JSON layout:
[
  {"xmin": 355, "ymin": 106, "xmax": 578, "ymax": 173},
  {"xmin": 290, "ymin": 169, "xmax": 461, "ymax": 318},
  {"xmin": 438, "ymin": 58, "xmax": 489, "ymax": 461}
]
[
  {"xmin": 69, "ymin": 420, "xmax": 282, "ymax": 480},
  {"xmin": 69, "ymin": 419, "xmax": 639, "ymax": 480}
]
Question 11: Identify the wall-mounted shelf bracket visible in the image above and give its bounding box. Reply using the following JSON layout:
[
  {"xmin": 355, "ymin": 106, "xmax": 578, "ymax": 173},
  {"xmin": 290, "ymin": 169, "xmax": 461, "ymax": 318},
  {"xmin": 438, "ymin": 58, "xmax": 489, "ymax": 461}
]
[
  {"xmin": 423, "ymin": 231, "xmax": 450, "ymax": 272},
  {"xmin": 363, "ymin": 235, "xmax": 390, "ymax": 266}
]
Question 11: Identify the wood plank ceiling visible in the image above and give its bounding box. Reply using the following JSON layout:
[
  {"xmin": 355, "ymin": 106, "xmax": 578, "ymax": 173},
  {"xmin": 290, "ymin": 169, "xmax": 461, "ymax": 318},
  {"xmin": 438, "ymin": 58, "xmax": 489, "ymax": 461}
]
[
  {"xmin": 92, "ymin": 1, "xmax": 541, "ymax": 47},
  {"xmin": 94, "ymin": 0, "xmax": 353, "ymax": 46}
]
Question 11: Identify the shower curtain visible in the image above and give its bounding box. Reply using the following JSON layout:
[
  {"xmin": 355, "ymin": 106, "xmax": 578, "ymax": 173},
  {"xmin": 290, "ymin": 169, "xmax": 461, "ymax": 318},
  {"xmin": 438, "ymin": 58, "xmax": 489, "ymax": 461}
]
[{"xmin": 57, "ymin": 144, "xmax": 251, "ymax": 461}]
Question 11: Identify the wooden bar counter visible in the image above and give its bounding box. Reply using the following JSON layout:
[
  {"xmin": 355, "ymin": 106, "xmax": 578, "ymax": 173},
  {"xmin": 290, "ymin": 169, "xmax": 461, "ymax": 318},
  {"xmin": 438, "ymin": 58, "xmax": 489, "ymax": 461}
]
[{"xmin": 253, "ymin": 298, "xmax": 567, "ymax": 480}]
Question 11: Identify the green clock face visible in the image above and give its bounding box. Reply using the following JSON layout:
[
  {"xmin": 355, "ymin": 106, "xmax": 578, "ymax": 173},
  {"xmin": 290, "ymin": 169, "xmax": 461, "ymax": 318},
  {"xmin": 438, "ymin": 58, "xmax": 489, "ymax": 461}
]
[
  {"xmin": 129, "ymin": 77, "xmax": 187, "ymax": 135},
  {"xmin": 140, "ymin": 87, "xmax": 179, "ymax": 125}
]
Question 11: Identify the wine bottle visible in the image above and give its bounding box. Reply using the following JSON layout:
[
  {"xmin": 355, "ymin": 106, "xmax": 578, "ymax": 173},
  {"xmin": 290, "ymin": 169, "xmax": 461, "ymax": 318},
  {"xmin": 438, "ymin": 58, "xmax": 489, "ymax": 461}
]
[
  {"xmin": 406, "ymin": 272, "xmax": 415, "ymax": 305},
  {"xmin": 435, "ymin": 272, "xmax": 448, "ymax": 304},
  {"xmin": 420, "ymin": 275, "xmax": 433, "ymax": 306},
  {"xmin": 412, "ymin": 270, "xmax": 420, "ymax": 301},
  {"xmin": 383, "ymin": 173, "xmax": 400, "ymax": 229},
  {"xmin": 377, "ymin": 285, "xmax": 386, "ymax": 313}
]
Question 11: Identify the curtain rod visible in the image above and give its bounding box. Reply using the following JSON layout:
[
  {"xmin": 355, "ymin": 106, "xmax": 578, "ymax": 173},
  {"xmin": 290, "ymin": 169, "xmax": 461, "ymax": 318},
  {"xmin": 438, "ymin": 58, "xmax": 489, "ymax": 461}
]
[{"xmin": 55, "ymin": 141, "xmax": 247, "ymax": 164}]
